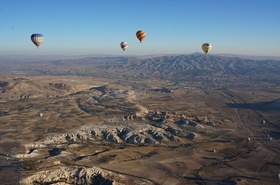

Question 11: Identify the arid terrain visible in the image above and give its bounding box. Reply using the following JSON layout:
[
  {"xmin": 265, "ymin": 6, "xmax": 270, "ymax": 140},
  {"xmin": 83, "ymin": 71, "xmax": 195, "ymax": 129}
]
[{"xmin": 0, "ymin": 54, "xmax": 279, "ymax": 185}]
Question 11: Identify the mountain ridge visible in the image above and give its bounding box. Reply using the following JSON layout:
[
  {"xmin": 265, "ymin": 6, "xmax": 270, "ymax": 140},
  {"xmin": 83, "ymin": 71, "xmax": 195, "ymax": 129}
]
[{"xmin": 0, "ymin": 53, "xmax": 279, "ymax": 86}]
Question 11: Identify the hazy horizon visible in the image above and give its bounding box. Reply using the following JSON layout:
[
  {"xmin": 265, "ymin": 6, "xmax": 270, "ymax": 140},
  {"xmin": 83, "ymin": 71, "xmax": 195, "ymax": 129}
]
[{"xmin": 1, "ymin": 52, "xmax": 280, "ymax": 61}]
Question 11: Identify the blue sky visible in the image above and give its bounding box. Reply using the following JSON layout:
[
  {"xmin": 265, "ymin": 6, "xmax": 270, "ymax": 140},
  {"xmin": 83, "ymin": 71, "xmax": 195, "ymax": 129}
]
[{"xmin": 0, "ymin": 0, "xmax": 280, "ymax": 56}]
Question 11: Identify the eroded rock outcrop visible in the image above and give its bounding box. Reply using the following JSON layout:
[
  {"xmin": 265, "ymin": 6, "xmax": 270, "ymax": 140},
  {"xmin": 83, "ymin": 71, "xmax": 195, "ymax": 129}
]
[
  {"xmin": 18, "ymin": 123, "xmax": 185, "ymax": 158},
  {"xmin": 21, "ymin": 166, "xmax": 116, "ymax": 185},
  {"xmin": 21, "ymin": 166, "xmax": 154, "ymax": 185}
]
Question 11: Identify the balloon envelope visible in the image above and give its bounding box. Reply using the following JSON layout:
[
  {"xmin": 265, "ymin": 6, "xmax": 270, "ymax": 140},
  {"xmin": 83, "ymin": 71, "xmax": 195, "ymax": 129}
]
[
  {"xmin": 202, "ymin": 43, "xmax": 212, "ymax": 54},
  {"xmin": 136, "ymin": 30, "xmax": 146, "ymax": 43},
  {"xmin": 31, "ymin": 34, "xmax": 44, "ymax": 48},
  {"xmin": 120, "ymin": 42, "xmax": 128, "ymax": 51}
]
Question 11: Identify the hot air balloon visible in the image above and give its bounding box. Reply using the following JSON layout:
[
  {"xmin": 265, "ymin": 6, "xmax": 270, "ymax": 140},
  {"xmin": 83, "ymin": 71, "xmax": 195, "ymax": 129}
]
[
  {"xmin": 202, "ymin": 43, "xmax": 212, "ymax": 54},
  {"xmin": 120, "ymin": 42, "xmax": 128, "ymax": 51},
  {"xmin": 136, "ymin": 30, "xmax": 146, "ymax": 43},
  {"xmin": 31, "ymin": 34, "xmax": 44, "ymax": 48}
]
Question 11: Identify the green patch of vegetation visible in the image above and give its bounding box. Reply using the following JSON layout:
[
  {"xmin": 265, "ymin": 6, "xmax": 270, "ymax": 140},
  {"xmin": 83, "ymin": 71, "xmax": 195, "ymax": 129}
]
[
  {"xmin": 222, "ymin": 148, "xmax": 241, "ymax": 160},
  {"xmin": 259, "ymin": 88, "xmax": 280, "ymax": 93},
  {"xmin": 208, "ymin": 130, "xmax": 231, "ymax": 139},
  {"xmin": 97, "ymin": 154, "xmax": 117, "ymax": 163},
  {"xmin": 20, "ymin": 160, "xmax": 38, "ymax": 170},
  {"xmin": 145, "ymin": 150, "xmax": 158, "ymax": 157},
  {"xmin": 34, "ymin": 178, "xmax": 68, "ymax": 185}
]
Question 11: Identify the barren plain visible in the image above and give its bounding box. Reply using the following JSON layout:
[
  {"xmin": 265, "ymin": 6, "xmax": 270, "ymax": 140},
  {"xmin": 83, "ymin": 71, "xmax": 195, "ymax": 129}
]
[{"xmin": 0, "ymin": 54, "xmax": 279, "ymax": 185}]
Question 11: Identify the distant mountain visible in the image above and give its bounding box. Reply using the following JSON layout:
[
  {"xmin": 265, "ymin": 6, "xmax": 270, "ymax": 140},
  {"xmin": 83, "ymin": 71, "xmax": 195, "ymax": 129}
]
[
  {"xmin": 0, "ymin": 53, "xmax": 280, "ymax": 86},
  {"xmin": 84, "ymin": 53, "xmax": 280, "ymax": 86},
  {"xmin": 215, "ymin": 53, "xmax": 280, "ymax": 60}
]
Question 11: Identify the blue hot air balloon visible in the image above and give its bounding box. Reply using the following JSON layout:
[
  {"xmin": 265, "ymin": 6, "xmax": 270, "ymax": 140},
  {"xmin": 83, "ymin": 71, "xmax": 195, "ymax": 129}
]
[{"xmin": 31, "ymin": 34, "xmax": 44, "ymax": 49}]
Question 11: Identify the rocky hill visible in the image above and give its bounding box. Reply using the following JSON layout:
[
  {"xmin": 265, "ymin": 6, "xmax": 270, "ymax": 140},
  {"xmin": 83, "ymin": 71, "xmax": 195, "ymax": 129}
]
[{"xmin": 0, "ymin": 78, "xmax": 73, "ymax": 100}]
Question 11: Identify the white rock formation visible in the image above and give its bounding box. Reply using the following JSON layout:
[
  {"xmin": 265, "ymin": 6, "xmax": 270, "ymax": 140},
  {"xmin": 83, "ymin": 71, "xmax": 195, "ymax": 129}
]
[
  {"xmin": 21, "ymin": 166, "xmax": 153, "ymax": 185},
  {"xmin": 21, "ymin": 166, "xmax": 115, "ymax": 185}
]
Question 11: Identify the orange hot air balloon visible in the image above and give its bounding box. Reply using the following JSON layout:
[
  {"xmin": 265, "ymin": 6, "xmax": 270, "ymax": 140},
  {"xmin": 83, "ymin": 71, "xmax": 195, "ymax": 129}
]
[{"xmin": 136, "ymin": 30, "xmax": 146, "ymax": 43}]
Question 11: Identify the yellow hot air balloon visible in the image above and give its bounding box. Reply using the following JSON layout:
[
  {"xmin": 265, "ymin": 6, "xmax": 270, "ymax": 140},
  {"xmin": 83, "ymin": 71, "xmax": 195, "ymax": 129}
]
[
  {"xmin": 136, "ymin": 30, "xmax": 146, "ymax": 43},
  {"xmin": 31, "ymin": 34, "xmax": 44, "ymax": 49},
  {"xmin": 202, "ymin": 43, "xmax": 212, "ymax": 54},
  {"xmin": 120, "ymin": 42, "xmax": 128, "ymax": 51}
]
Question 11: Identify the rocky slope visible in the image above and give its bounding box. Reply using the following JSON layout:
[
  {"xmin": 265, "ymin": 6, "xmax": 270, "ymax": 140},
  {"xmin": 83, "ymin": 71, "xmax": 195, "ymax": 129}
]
[
  {"xmin": 21, "ymin": 166, "xmax": 153, "ymax": 185},
  {"xmin": 18, "ymin": 115, "xmax": 210, "ymax": 158}
]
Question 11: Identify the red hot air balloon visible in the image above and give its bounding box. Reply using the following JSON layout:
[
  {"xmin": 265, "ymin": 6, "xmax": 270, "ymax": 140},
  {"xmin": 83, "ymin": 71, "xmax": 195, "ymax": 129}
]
[{"xmin": 136, "ymin": 30, "xmax": 146, "ymax": 43}]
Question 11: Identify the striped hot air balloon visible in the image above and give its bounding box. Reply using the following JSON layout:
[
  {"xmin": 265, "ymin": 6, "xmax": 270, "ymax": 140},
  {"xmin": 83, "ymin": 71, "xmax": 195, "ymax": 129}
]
[
  {"xmin": 202, "ymin": 43, "xmax": 212, "ymax": 54},
  {"xmin": 136, "ymin": 30, "xmax": 146, "ymax": 43},
  {"xmin": 31, "ymin": 34, "xmax": 44, "ymax": 49},
  {"xmin": 120, "ymin": 42, "xmax": 128, "ymax": 51}
]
